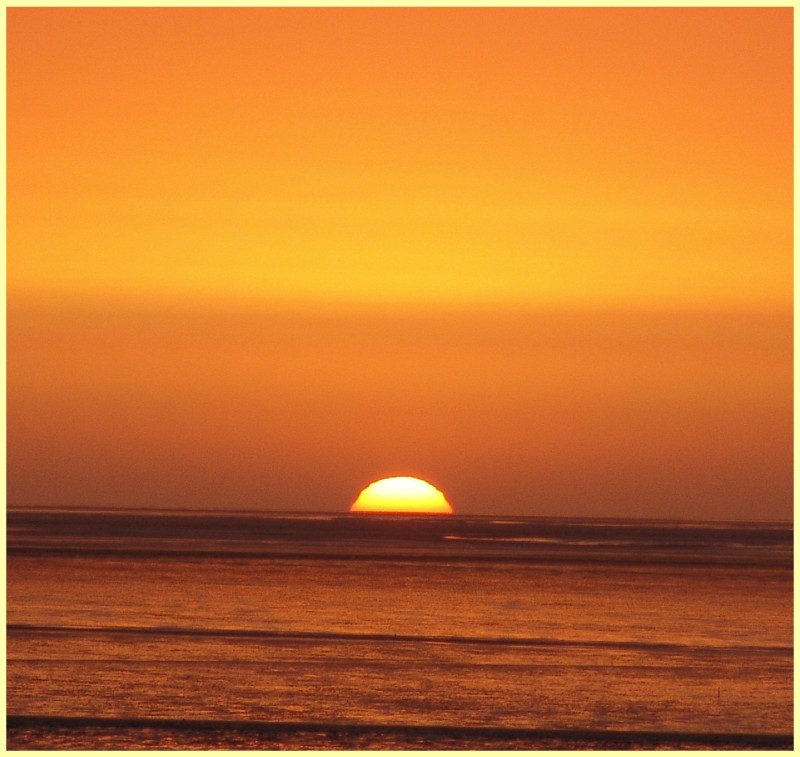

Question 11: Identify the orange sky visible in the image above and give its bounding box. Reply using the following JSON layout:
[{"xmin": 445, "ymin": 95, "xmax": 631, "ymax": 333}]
[{"xmin": 7, "ymin": 7, "xmax": 793, "ymax": 520}]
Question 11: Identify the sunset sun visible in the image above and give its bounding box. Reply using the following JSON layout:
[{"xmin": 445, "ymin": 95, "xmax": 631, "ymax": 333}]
[{"xmin": 350, "ymin": 476, "xmax": 454, "ymax": 515}]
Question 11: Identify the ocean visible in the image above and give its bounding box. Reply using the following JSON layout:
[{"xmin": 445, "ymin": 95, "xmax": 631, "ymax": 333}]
[{"xmin": 6, "ymin": 508, "xmax": 793, "ymax": 750}]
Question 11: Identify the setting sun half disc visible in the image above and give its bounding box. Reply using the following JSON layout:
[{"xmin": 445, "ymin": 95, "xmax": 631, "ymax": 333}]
[{"xmin": 350, "ymin": 476, "xmax": 454, "ymax": 515}]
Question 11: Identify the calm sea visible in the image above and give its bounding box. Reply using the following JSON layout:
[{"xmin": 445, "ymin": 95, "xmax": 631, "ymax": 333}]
[{"xmin": 6, "ymin": 508, "xmax": 793, "ymax": 750}]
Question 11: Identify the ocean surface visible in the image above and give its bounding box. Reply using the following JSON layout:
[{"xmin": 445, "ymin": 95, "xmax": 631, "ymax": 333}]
[{"xmin": 6, "ymin": 508, "xmax": 793, "ymax": 750}]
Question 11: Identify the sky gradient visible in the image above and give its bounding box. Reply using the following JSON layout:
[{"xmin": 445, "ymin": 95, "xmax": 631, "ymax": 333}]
[{"xmin": 7, "ymin": 7, "xmax": 793, "ymax": 520}]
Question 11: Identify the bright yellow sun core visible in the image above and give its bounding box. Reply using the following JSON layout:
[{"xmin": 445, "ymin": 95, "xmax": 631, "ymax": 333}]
[{"xmin": 350, "ymin": 476, "xmax": 454, "ymax": 515}]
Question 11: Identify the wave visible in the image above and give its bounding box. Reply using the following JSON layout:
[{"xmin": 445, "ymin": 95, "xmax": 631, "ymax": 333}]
[
  {"xmin": 7, "ymin": 544, "xmax": 792, "ymax": 570},
  {"xmin": 6, "ymin": 715, "xmax": 793, "ymax": 750},
  {"xmin": 444, "ymin": 535, "xmax": 639, "ymax": 546},
  {"xmin": 8, "ymin": 623, "xmax": 792, "ymax": 656},
  {"xmin": 8, "ymin": 510, "xmax": 791, "ymax": 569}
]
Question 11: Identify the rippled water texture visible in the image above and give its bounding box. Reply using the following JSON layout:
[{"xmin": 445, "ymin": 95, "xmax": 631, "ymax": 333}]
[{"xmin": 7, "ymin": 510, "xmax": 793, "ymax": 749}]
